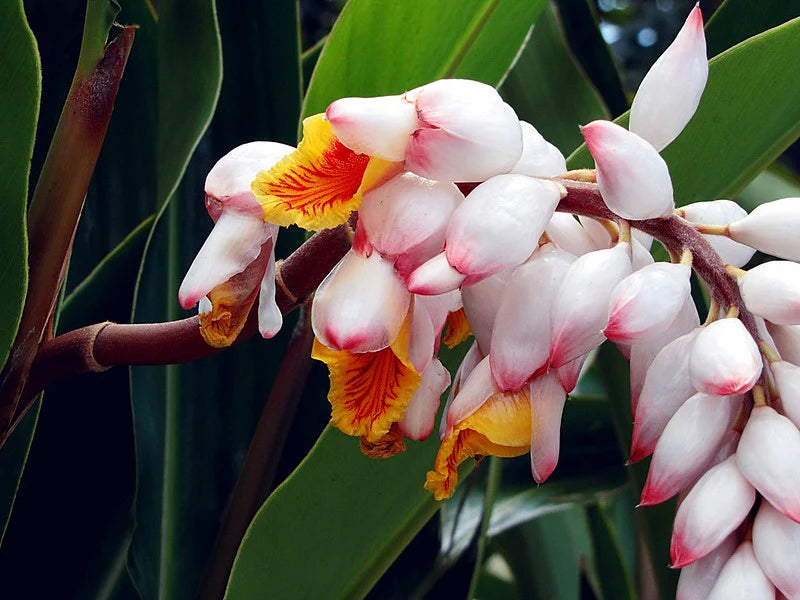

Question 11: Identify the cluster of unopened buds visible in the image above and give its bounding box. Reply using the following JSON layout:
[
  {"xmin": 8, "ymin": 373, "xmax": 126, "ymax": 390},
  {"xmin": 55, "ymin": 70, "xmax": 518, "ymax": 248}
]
[{"xmin": 177, "ymin": 6, "xmax": 800, "ymax": 598}]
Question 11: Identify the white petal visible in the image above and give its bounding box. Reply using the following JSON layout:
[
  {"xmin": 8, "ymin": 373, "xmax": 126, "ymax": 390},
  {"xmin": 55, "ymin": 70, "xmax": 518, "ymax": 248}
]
[
  {"xmin": 311, "ymin": 250, "xmax": 410, "ymax": 353},
  {"xmin": 178, "ymin": 211, "xmax": 272, "ymax": 309},
  {"xmin": 767, "ymin": 322, "xmax": 800, "ymax": 365},
  {"xmin": 557, "ymin": 354, "xmax": 588, "ymax": 394},
  {"xmin": 405, "ymin": 79, "xmax": 523, "ymax": 181},
  {"xmin": 445, "ymin": 356, "xmax": 496, "ymax": 433},
  {"xmin": 677, "ymin": 534, "xmax": 738, "ymax": 600},
  {"xmin": 629, "ymin": 5, "xmax": 707, "ymax": 151},
  {"xmin": 728, "ymin": 198, "xmax": 800, "ymax": 261},
  {"xmin": 509, "ymin": 121, "xmax": 566, "ymax": 177},
  {"xmin": 359, "ymin": 171, "xmax": 462, "ymax": 259},
  {"xmin": 439, "ymin": 341, "xmax": 483, "ymax": 439},
  {"xmin": 737, "ymin": 405, "xmax": 800, "ymax": 523},
  {"xmin": 399, "ymin": 359, "xmax": 451, "ymax": 441},
  {"xmin": 550, "ymin": 243, "xmax": 632, "ymax": 367},
  {"xmin": 445, "ymin": 175, "xmax": 561, "ymax": 280},
  {"xmin": 670, "ymin": 456, "xmax": 756, "ymax": 568},
  {"xmin": 630, "ymin": 297, "xmax": 700, "ymax": 409},
  {"xmin": 680, "ymin": 200, "xmax": 755, "ymax": 267},
  {"xmin": 529, "ymin": 372, "xmax": 567, "ymax": 483},
  {"xmin": 546, "ymin": 213, "xmax": 597, "ymax": 256},
  {"xmin": 205, "ymin": 141, "xmax": 295, "ymax": 215},
  {"xmin": 408, "ymin": 297, "xmax": 437, "ymax": 374},
  {"xmin": 641, "ymin": 392, "xmax": 737, "ymax": 505},
  {"xmin": 582, "ymin": 120, "xmax": 674, "ymax": 219},
  {"xmin": 461, "ymin": 269, "xmax": 511, "ymax": 355},
  {"xmin": 631, "ymin": 329, "xmax": 698, "ymax": 461},
  {"xmin": 326, "ymin": 94, "xmax": 418, "ymax": 161},
  {"xmin": 773, "ymin": 361, "xmax": 800, "ymax": 429},
  {"xmin": 689, "ymin": 318, "xmax": 762, "ymax": 395},
  {"xmin": 490, "ymin": 244, "xmax": 574, "ymax": 390},
  {"xmin": 707, "ymin": 542, "xmax": 775, "ymax": 600},
  {"xmin": 406, "ymin": 251, "xmax": 467, "ymax": 296},
  {"xmin": 740, "ymin": 261, "xmax": 800, "ymax": 325},
  {"xmin": 752, "ymin": 501, "xmax": 800, "ymax": 599},
  {"xmin": 605, "ymin": 262, "xmax": 691, "ymax": 344},
  {"xmin": 257, "ymin": 227, "xmax": 282, "ymax": 338}
]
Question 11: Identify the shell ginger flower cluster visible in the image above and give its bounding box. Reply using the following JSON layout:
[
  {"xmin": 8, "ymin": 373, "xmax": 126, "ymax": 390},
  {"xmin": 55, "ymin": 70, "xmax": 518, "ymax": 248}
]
[{"xmin": 179, "ymin": 6, "xmax": 800, "ymax": 597}]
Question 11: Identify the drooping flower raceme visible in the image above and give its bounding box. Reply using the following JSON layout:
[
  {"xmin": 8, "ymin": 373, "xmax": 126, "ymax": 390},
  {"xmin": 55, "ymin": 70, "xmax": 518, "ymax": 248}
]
[{"xmin": 177, "ymin": 6, "xmax": 800, "ymax": 592}]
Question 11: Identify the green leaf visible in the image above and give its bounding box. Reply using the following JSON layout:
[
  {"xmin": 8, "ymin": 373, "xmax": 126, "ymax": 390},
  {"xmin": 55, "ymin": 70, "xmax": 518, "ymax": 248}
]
[
  {"xmin": 585, "ymin": 501, "xmax": 636, "ymax": 600},
  {"xmin": 568, "ymin": 18, "xmax": 800, "ymax": 205},
  {"xmin": 128, "ymin": 1, "xmax": 305, "ymax": 598},
  {"xmin": 501, "ymin": 2, "xmax": 609, "ymax": 154},
  {"xmin": 0, "ymin": 0, "xmax": 39, "ymax": 372},
  {"xmin": 301, "ymin": 36, "xmax": 326, "ymax": 93},
  {"xmin": 301, "ymin": 0, "xmax": 547, "ymax": 119},
  {"xmin": 706, "ymin": 0, "xmax": 800, "ymax": 57},
  {"xmin": 737, "ymin": 163, "xmax": 800, "ymax": 212}
]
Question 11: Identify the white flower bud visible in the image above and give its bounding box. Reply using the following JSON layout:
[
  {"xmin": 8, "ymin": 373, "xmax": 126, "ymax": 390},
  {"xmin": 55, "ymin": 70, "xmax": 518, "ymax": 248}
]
[
  {"xmin": 549, "ymin": 243, "xmax": 632, "ymax": 367},
  {"xmin": 399, "ymin": 359, "xmax": 450, "ymax": 441},
  {"xmin": 405, "ymin": 252, "xmax": 466, "ymax": 296},
  {"xmin": 582, "ymin": 120, "xmax": 674, "ymax": 219},
  {"xmin": 670, "ymin": 456, "xmax": 755, "ymax": 568},
  {"xmin": 679, "ymin": 200, "xmax": 755, "ymax": 267},
  {"xmin": 707, "ymin": 542, "xmax": 775, "ymax": 600},
  {"xmin": 529, "ymin": 372, "xmax": 567, "ymax": 483},
  {"xmin": 752, "ymin": 501, "xmax": 800, "ymax": 599},
  {"xmin": 545, "ymin": 212, "xmax": 597, "ymax": 256},
  {"xmin": 689, "ymin": 318, "xmax": 762, "ymax": 396},
  {"xmin": 677, "ymin": 534, "xmax": 738, "ymax": 600},
  {"xmin": 737, "ymin": 405, "xmax": 800, "ymax": 523},
  {"xmin": 766, "ymin": 322, "xmax": 800, "ymax": 365},
  {"xmin": 509, "ymin": 121, "xmax": 566, "ymax": 177},
  {"xmin": 772, "ymin": 360, "xmax": 800, "ymax": 429},
  {"xmin": 629, "ymin": 5, "xmax": 707, "ymax": 151},
  {"xmin": 728, "ymin": 198, "xmax": 800, "ymax": 261},
  {"xmin": 461, "ymin": 270, "xmax": 511, "ymax": 355},
  {"xmin": 740, "ymin": 261, "xmax": 800, "ymax": 325},
  {"xmin": 605, "ymin": 262, "xmax": 692, "ymax": 344}
]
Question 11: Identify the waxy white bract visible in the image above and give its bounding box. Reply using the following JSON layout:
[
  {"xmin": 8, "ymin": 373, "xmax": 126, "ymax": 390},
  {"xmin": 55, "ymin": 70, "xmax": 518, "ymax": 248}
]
[
  {"xmin": 444, "ymin": 356, "xmax": 496, "ymax": 434},
  {"xmin": 529, "ymin": 372, "xmax": 567, "ymax": 483},
  {"xmin": 737, "ymin": 405, "xmax": 800, "ymax": 523},
  {"xmin": 752, "ymin": 501, "xmax": 800, "ymax": 599},
  {"xmin": 772, "ymin": 360, "xmax": 800, "ymax": 429},
  {"xmin": 545, "ymin": 213, "xmax": 597, "ymax": 257},
  {"xmin": 549, "ymin": 242, "xmax": 632, "ymax": 367},
  {"xmin": 677, "ymin": 534, "xmax": 738, "ymax": 600},
  {"xmin": 728, "ymin": 197, "xmax": 800, "ymax": 261},
  {"xmin": 509, "ymin": 121, "xmax": 566, "ymax": 177},
  {"xmin": 670, "ymin": 455, "xmax": 756, "ymax": 568},
  {"xmin": 689, "ymin": 318, "xmax": 761, "ymax": 396},
  {"xmin": 679, "ymin": 200, "xmax": 755, "ymax": 267},
  {"xmin": 628, "ymin": 5, "xmax": 707, "ymax": 151},
  {"xmin": 767, "ymin": 322, "xmax": 800, "ymax": 365},
  {"xmin": 707, "ymin": 542, "xmax": 775, "ymax": 600},
  {"xmin": 605, "ymin": 262, "xmax": 691, "ymax": 344},
  {"xmin": 740, "ymin": 261, "xmax": 800, "ymax": 325},
  {"xmin": 461, "ymin": 270, "xmax": 511, "ymax": 354},
  {"xmin": 490, "ymin": 244, "xmax": 573, "ymax": 390},
  {"xmin": 582, "ymin": 120, "xmax": 674, "ymax": 219},
  {"xmin": 399, "ymin": 359, "xmax": 451, "ymax": 441}
]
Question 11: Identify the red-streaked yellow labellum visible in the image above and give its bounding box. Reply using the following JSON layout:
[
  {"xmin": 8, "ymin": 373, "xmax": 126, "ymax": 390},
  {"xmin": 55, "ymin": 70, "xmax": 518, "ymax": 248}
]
[
  {"xmin": 312, "ymin": 317, "xmax": 421, "ymax": 446},
  {"xmin": 442, "ymin": 307, "xmax": 471, "ymax": 349},
  {"xmin": 360, "ymin": 424, "xmax": 407, "ymax": 458},
  {"xmin": 253, "ymin": 114, "xmax": 401, "ymax": 231},
  {"xmin": 425, "ymin": 388, "xmax": 530, "ymax": 500}
]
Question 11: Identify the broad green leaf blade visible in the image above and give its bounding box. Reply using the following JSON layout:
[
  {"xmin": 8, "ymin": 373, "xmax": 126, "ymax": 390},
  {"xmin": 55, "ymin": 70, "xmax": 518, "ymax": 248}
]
[
  {"xmin": 301, "ymin": 0, "xmax": 547, "ymax": 119},
  {"xmin": 0, "ymin": 0, "xmax": 40, "ymax": 544},
  {"xmin": 706, "ymin": 0, "xmax": 800, "ymax": 57},
  {"xmin": 568, "ymin": 18, "xmax": 800, "ymax": 204},
  {"xmin": 0, "ymin": 0, "xmax": 39, "ymax": 371},
  {"xmin": 585, "ymin": 502, "xmax": 636, "ymax": 600},
  {"xmin": 129, "ymin": 1, "xmax": 305, "ymax": 598},
  {"xmin": 501, "ymin": 2, "xmax": 609, "ymax": 154},
  {"xmin": 737, "ymin": 163, "xmax": 800, "ymax": 212},
  {"xmin": 301, "ymin": 36, "xmax": 326, "ymax": 93}
]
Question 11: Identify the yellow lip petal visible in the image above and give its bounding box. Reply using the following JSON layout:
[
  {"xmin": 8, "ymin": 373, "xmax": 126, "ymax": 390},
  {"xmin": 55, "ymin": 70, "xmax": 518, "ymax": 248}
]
[{"xmin": 442, "ymin": 307, "xmax": 472, "ymax": 349}]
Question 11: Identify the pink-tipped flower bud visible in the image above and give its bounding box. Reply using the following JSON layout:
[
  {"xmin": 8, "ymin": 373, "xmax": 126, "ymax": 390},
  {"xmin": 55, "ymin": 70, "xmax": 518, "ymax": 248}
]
[
  {"xmin": 442, "ymin": 175, "xmax": 561, "ymax": 283},
  {"xmin": 406, "ymin": 252, "xmax": 467, "ymax": 296},
  {"xmin": 398, "ymin": 359, "xmax": 450, "ymax": 441},
  {"xmin": 737, "ymin": 405, "xmax": 800, "ymax": 523},
  {"xmin": 707, "ymin": 542, "xmax": 775, "ymax": 600},
  {"xmin": 490, "ymin": 245, "xmax": 574, "ymax": 391},
  {"xmin": 582, "ymin": 120, "xmax": 674, "ymax": 219},
  {"xmin": 640, "ymin": 393, "xmax": 737, "ymax": 505},
  {"xmin": 679, "ymin": 200, "xmax": 755, "ymax": 267},
  {"xmin": 529, "ymin": 372, "xmax": 567, "ymax": 483},
  {"xmin": 728, "ymin": 198, "xmax": 800, "ymax": 261},
  {"xmin": 630, "ymin": 329, "xmax": 698, "ymax": 462},
  {"xmin": 772, "ymin": 360, "xmax": 800, "ymax": 429},
  {"xmin": 677, "ymin": 534, "xmax": 738, "ymax": 600},
  {"xmin": 509, "ymin": 121, "xmax": 566, "ymax": 177},
  {"xmin": 740, "ymin": 261, "xmax": 800, "ymax": 325},
  {"xmin": 545, "ymin": 213, "xmax": 598, "ymax": 256},
  {"xmin": 629, "ymin": 4, "xmax": 707, "ymax": 151},
  {"xmin": 326, "ymin": 94, "xmax": 419, "ymax": 161},
  {"xmin": 605, "ymin": 262, "xmax": 692, "ymax": 344},
  {"xmin": 752, "ymin": 501, "xmax": 800, "ymax": 599},
  {"xmin": 557, "ymin": 354, "xmax": 588, "ymax": 394},
  {"xmin": 689, "ymin": 318, "xmax": 762, "ymax": 395},
  {"xmin": 549, "ymin": 243, "xmax": 632, "ymax": 367},
  {"xmin": 670, "ymin": 456, "xmax": 756, "ymax": 568}
]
